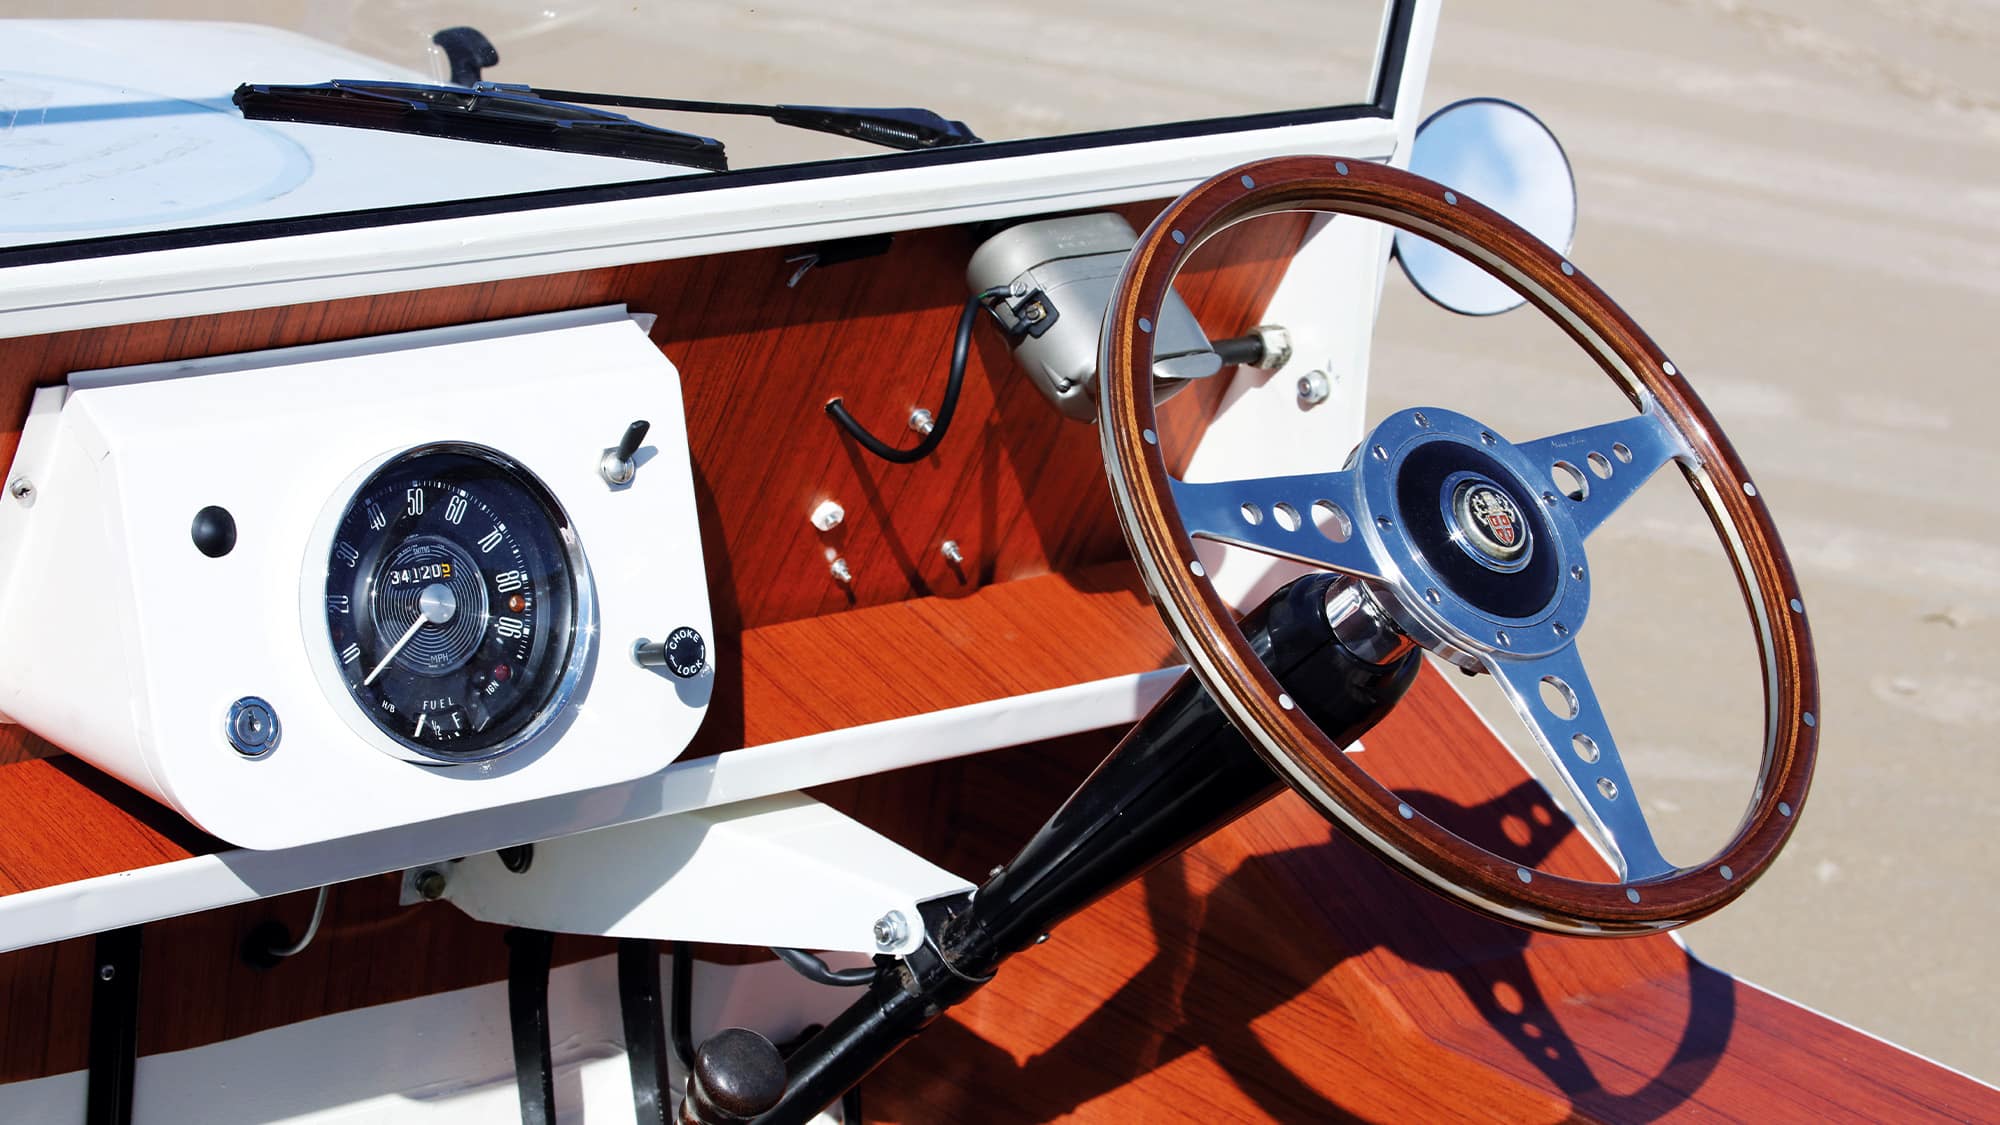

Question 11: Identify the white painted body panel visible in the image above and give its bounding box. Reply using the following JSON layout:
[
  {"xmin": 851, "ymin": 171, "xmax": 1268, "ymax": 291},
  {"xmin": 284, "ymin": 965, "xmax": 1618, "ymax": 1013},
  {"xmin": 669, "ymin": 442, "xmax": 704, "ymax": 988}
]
[
  {"xmin": 436, "ymin": 792, "xmax": 974, "ymax": 956},
  {"xmin": 0, "ymin": 310, "xmax": 713, "ymax": 848}
]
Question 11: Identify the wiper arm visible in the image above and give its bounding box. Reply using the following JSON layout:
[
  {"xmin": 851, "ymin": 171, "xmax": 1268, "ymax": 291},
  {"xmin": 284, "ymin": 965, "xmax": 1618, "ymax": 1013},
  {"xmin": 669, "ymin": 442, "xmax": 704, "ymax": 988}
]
[
  {"xmin": 233, "ymin": 81, "xmax": 730, "ymax": 171},
  {"xmin": 528, "ymin": 88, "xmax": 982, "ymax": 151},
  {"xmin": 232, "ymin": 80, "xmax": 983, "ymax": 173}
]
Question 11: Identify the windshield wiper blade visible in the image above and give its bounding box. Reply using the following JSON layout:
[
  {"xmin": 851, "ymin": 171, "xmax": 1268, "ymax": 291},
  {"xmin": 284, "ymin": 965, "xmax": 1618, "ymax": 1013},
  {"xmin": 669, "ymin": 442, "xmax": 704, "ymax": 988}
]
[
  {"xmin": 528, "ymin": 88, "xmax": 981, "ymax": 151},
  {"xmin": 233, "ymin": 81, "xmax": 730, "ymax": 171}
]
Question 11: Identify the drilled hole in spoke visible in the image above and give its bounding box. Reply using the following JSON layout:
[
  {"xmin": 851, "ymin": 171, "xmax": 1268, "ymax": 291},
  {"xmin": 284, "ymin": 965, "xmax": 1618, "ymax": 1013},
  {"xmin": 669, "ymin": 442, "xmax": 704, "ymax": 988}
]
[
  {"xmin": 1239, "ymin": 503, "xmax": 1264, "ymax": 526},
  {"xmin": 1539, "ymin": 676, "xmax": 1579, "ymax": 719},
  {"xmin": 1272, "ymin": 502, "xmax": 1302, "ymax": 532},
  {"xmin": 1587, "ymin": 452, "xmax": 1613, "ymax": 479},
  {"xmin": 1597, "ymin": 777, "xmax": 1619, "ymax": 800},
  {"xmin": 1551, "ymin": 462, "xmax": 1588, "ymax": 501},
  {"xmin": 1311, "ymin": 500, "xmax": 1351, "ymax": 542},
  {"xmin": 1611, "ymin": 442, "xmax": 1633, "ymax": 463},
  {"xmin": 1572, "ymin": 733, "xmax": 1600, "ymax": 763}
]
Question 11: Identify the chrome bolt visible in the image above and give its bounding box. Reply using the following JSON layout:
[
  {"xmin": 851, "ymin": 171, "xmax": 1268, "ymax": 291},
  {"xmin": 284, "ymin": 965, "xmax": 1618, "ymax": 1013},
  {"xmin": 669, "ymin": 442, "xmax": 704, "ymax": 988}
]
[
  {"xmin": 941, "ymin": 540, "xmax": 964, "ymax": 565},
  {"xmin": 7, "ymin": 478, "xmax": 32, "ymax": 504},
  {"xmin": 829, "ymin": 558, "xmax": 852, "ymax": 584},
  {"xmin": 98, "ymin": 965, "xmax": 115, "ymax": 982},
  {"xmin": 810, "ymin": 499, "xmax": 845, "ymax": 532},
  {"xmin": 872, "ymin": 910, "xmax": 910, "ymax": 950},
  {"xmin": 415, "ymin": 869, "xmax": 447, "ymax": 901},
  {"xmin": 1296, "ymin": 369, "xmax": 1331, "ymax": 406},
  {"xmin": 908, "ymin": 408, "xmax": 936, "ymax": 436}
]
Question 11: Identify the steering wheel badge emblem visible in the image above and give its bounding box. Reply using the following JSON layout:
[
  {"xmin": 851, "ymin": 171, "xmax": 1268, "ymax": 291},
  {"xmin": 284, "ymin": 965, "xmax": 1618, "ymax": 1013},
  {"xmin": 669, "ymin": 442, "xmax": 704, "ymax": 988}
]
[{"xmin": 1449, "ymin": 477, "xmax": 1532, "ymax": 571}]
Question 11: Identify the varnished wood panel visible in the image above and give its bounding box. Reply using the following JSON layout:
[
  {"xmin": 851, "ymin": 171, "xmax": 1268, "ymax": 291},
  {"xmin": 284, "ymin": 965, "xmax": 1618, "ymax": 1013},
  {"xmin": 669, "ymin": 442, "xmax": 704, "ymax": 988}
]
[
  {"xmin": 0, "ymin": 757, "xmax": 218, "ymax": 894},
  {"xmin": 0, "ymin": 205, "xmax": 1304, "ymax": 639},
  {"xmin": 691, "ymin": 562, "xmax": 1175, "ymax": 756}
]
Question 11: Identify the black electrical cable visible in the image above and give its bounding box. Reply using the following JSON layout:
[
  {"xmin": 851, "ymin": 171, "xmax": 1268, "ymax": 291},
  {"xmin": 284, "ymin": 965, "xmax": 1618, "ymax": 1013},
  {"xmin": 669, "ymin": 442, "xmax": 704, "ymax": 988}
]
[
  {"xmin": 824, "ymin": 287, "xmax": 1008, "ymax": 463},
  {"xmin": 770, "ymin": 946, "xmax": 876, "ymax": 987}
]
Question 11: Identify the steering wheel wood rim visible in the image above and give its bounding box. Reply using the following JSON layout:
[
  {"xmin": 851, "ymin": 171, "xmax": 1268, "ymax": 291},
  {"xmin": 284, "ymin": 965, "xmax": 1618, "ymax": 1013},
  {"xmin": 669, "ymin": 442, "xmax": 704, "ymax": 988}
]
[{"xmin": 1099, "ymin": 155, "xmax": 1818, "ymax": 935}]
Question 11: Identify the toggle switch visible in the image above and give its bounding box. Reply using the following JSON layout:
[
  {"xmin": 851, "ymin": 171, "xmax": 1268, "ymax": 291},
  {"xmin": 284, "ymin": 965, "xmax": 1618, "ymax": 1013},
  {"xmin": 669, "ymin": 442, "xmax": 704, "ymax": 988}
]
[{"xmin": 599, "ymin": 419, "xmax": 651, "ymax": 486}]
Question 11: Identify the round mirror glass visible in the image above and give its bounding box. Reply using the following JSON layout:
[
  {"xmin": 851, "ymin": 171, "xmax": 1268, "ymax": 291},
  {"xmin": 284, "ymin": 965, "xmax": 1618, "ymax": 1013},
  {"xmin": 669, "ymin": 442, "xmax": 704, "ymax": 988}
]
[{"xmin": 1395, "ymin": 98, "xmax": 1577, "ymax": 316}]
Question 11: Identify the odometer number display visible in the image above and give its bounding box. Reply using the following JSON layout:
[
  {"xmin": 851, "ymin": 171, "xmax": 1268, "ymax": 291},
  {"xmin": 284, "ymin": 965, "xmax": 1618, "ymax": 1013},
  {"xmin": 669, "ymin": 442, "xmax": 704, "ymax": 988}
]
[{"xmin": 320, "ymin": 444, "xmax": 587, "ymax": 763}]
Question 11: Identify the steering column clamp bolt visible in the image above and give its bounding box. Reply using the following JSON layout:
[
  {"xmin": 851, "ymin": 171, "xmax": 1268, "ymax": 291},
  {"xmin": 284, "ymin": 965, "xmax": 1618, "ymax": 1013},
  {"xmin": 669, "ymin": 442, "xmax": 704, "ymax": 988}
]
[{"xmin": 872, "ymin": 910, "xmax": 910, "ymax": 950}]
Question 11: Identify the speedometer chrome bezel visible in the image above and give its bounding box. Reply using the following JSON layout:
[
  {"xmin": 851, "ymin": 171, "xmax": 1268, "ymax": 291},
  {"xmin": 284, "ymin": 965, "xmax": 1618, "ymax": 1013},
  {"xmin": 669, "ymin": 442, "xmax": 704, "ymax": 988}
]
[{"xmin": 298, "ymin": 441, "xmax": 597, "ymax": 768}]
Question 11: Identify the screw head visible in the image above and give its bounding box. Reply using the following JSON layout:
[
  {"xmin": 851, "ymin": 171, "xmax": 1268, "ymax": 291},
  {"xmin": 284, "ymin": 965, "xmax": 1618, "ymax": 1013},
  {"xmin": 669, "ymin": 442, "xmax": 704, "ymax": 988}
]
[
  {"xmin": 8, "ymin": 477, "xmax": 33, "ymax": 503},
  {"xmin": 907, "ymin": 408, "xmax": 936, "ymax": 436},
  {"xmin": 810, "ymin": 499, "xmax": 845, "ymax": 532},
  {"xmin": 415, "ymin": 869, "xmax": 447, "ymax": 901},
  {"xmin": 98, "ymin": 964, "xmax": 116, "ymax": 982},
  {"xmin": 940, "ymin": 539, "xmax": 964, "ymax": 565},
  {"xmin": 872, "ymin": 910, "xmax": 910, "ymax": 950},
  {"xmin": 829, "ymin": 557, "xmax": 852, "ymax": 584}
]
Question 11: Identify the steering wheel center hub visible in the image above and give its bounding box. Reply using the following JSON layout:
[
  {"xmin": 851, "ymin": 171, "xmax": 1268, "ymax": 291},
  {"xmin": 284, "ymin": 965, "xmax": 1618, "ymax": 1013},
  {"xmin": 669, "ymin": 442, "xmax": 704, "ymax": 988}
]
[
  {"xmin": 1448, "ymin": 476, "xmax": 1531, "ymax": 570},
  {"xmin": 1346, "ymin": 408, "xmax": 1587, "ymax": 664}
]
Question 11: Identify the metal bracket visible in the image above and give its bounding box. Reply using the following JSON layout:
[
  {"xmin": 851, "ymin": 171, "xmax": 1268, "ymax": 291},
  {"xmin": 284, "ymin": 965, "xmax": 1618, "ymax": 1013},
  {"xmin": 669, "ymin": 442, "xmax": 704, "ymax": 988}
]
[
  {"xmin": 425, "ymin": 792, "xmax": 971, "ymax": 957},
  {"xmin": 85, "ymin": 926, "xmax": 141, "ymax": 1125}
]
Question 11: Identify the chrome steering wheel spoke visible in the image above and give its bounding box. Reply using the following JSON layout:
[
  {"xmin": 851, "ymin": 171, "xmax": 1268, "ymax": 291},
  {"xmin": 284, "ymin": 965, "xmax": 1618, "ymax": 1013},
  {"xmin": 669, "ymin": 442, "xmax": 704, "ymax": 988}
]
[
  {"xmin": 1512, "ymin": 410, "xmax": 1687, "ymax": 540},
  {"xmin": 1169, "ymin": 471, "xmax": 1383, "ymax": 580},
  {"xmin": 1481, "ymin": 643, "xmax": 1674, "ymax": 883}
]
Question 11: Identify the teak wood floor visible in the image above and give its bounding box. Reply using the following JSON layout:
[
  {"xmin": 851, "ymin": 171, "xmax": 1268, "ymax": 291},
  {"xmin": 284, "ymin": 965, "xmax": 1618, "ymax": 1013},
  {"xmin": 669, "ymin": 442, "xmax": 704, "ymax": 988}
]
[{"xmin": 823, "ymin": 668, "xmax": 1998, "ymax": 1123}]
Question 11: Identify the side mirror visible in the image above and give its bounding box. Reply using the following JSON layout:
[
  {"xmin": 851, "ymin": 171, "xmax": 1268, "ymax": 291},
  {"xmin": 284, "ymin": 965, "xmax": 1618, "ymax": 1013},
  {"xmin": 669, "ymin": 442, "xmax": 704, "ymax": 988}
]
[{"xmin": 1395, "ymin": 98, "xmax": 1577, "ymax": 317}]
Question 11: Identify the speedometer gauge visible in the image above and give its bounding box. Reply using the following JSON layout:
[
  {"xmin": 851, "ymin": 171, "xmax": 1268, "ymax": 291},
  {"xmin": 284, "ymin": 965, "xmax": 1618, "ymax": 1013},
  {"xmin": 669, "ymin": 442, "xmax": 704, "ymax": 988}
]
[{"xmin": 318, "ymin": 443, "xmax": 591, "ymax": 764}]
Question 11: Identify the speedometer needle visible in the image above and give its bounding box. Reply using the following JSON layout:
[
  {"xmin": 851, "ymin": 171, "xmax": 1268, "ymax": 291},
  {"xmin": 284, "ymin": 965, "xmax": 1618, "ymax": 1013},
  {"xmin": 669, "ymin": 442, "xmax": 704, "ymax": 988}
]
[
  {"xmin": 363, "ymin": 616, "xmax": 427, "ymax": 686},
  {"xmin": 362, "ymin": 583, "xmax": 459, "ymax": 686}
]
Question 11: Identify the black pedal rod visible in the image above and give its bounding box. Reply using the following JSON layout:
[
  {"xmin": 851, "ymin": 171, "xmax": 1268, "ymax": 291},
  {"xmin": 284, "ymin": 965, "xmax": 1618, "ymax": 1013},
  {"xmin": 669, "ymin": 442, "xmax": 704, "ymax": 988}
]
[
  {"xmin": 506, "ymin": 928, "xmax": 558, "ymax": 1125},
  {"xmin": 85, "ymin": 926, "xmax": 143, "ymax": 1125},
  {"xmin": 757, "ymin": 574, "xmax": 1420, "ymax": 1122},
  {"xmin": 620, "ymin": 939, "xmax": 675, "ymax": 1125}
]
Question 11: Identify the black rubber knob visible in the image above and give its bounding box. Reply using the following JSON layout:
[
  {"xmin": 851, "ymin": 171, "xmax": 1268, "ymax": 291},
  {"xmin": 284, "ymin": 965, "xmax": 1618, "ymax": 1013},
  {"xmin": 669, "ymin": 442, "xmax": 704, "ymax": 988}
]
[
  {"xmin": 191, "ymin": 505, "xmax": 236, "ymax": 558},
  {"xmin": 615, "ymin": 419, "xmax": 652, "ymax": 462},
  {"xmin": 685, "ymin": 1027, "xmax": 785, "ymax": 1123},
  {"xmin": 637, "ymin": 626, "xmax": 707, "ymax": 678}
]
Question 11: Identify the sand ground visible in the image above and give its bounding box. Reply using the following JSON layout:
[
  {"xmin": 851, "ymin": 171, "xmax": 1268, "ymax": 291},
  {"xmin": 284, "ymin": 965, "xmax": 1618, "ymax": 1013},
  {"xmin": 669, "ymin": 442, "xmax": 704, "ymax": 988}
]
[{"xmin": 1374, "ymin": 0, "xmax": 2000, "ymax": 1084}]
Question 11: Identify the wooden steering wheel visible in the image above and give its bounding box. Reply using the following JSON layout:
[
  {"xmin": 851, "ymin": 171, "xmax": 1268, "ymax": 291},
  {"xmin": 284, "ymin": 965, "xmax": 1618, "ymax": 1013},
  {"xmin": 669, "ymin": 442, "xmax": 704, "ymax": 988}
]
[{"xmin": 1099, "ymin": 155, "xmax": 1818, "ymax": 935}]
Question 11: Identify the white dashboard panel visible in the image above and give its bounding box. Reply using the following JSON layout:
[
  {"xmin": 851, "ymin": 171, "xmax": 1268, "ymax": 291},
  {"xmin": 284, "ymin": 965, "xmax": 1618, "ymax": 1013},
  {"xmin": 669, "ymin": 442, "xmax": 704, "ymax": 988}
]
[{"xmin": 0, "ymin": 309, "xmax": 712, "ymax": 848}]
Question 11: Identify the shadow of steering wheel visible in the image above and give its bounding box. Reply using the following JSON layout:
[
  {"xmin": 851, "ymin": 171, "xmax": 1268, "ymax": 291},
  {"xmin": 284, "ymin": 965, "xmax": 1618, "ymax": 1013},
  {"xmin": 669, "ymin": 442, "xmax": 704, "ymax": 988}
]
[{"xmin": 877, "ymin": 781, "xmax": 1736, "ymax": 1122}]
